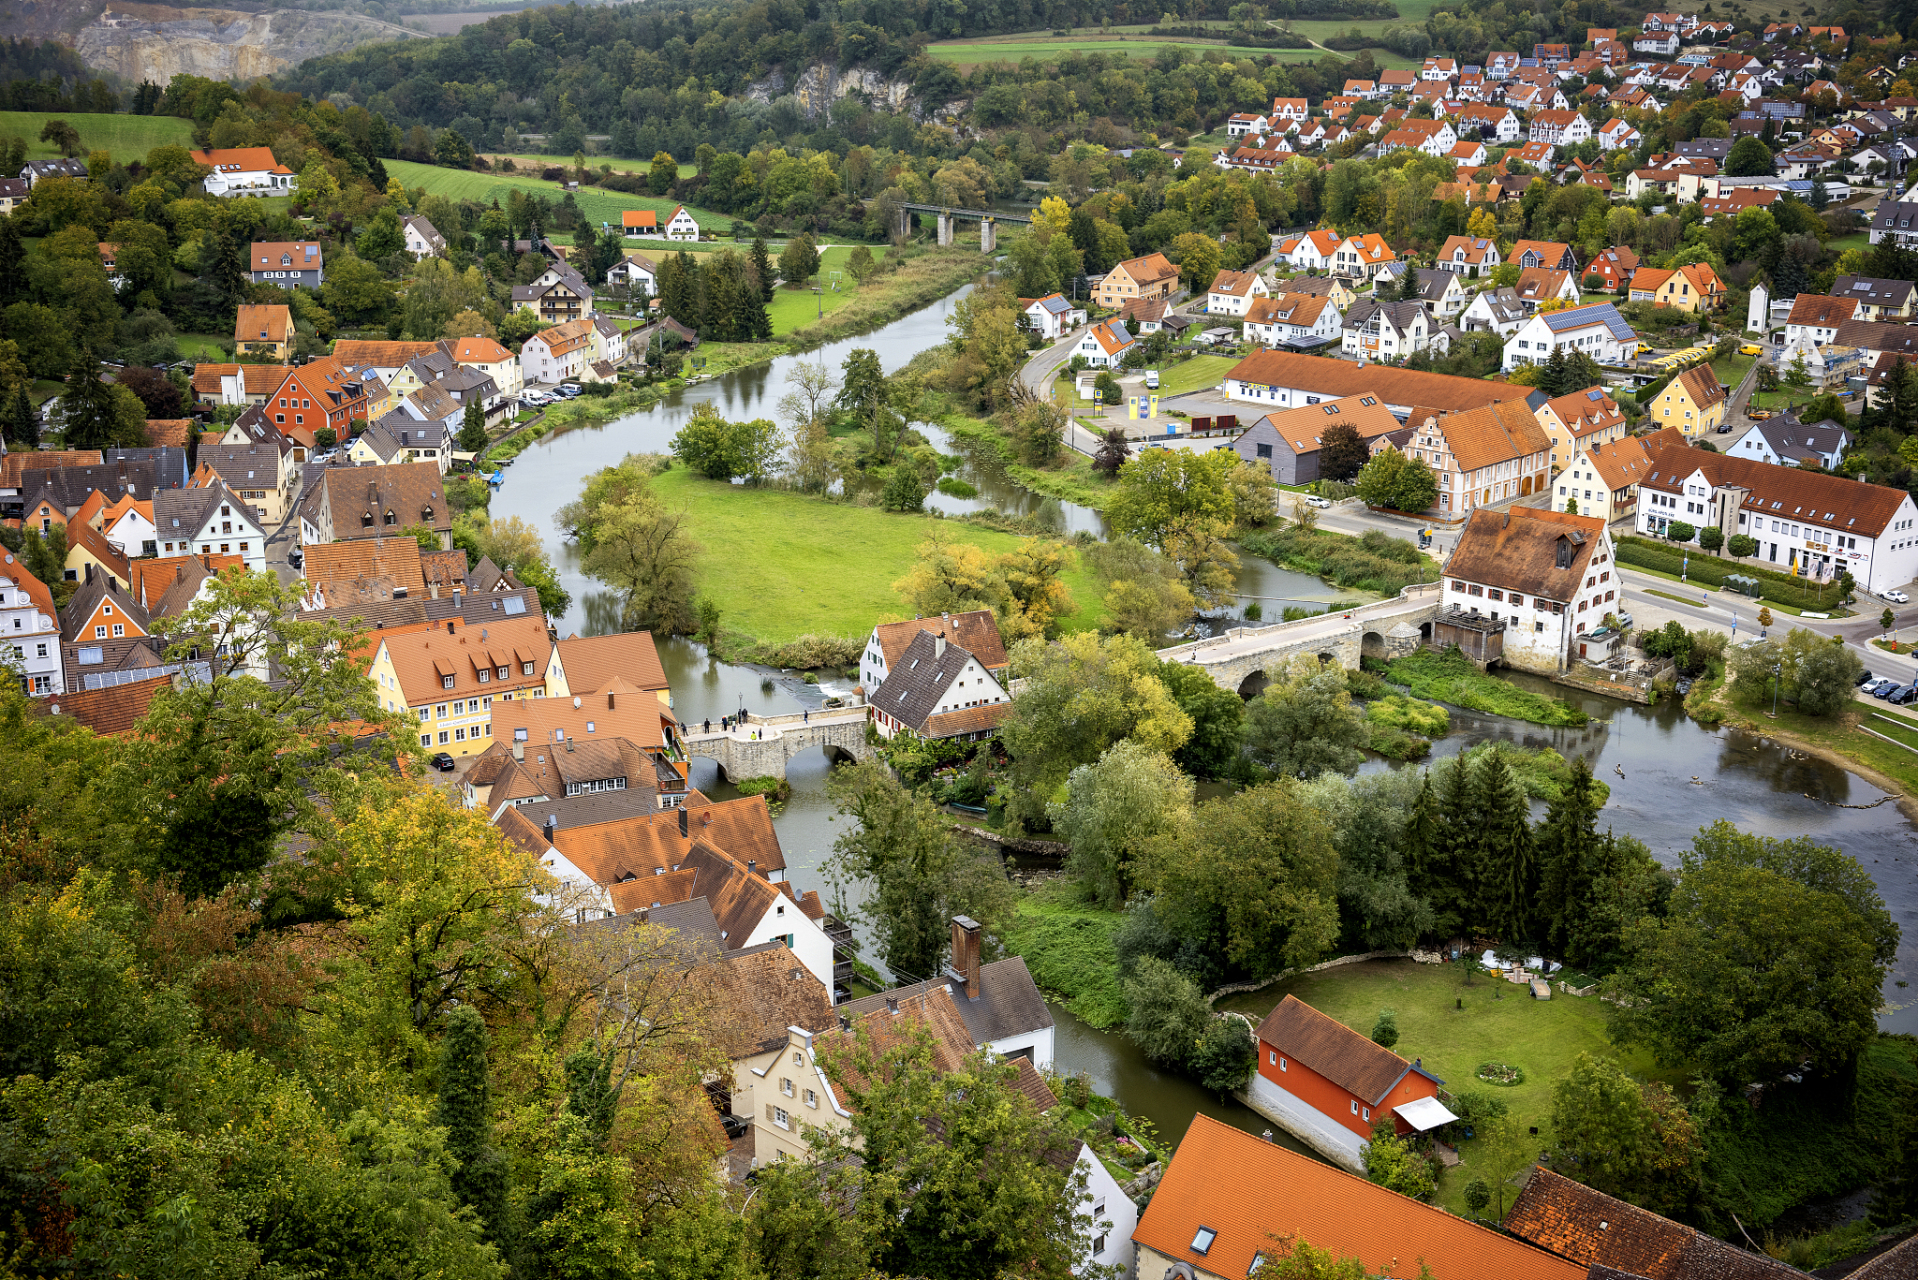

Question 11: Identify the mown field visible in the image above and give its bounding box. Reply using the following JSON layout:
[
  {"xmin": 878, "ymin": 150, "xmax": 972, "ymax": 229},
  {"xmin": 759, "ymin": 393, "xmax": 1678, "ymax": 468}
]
[
  {"xmin": 648, "ymin": 466, "xmax": 1106, "ymax": 647},
  {"xmin": 484, "ymin": 153, "xmax": 699, "ymax": 180},
  {"xmin": 0, "ymin": 111, "xmax": 193, "ymax": 162},
  {"xmin": 924, "ymin": 31, "xmax": 1419, "ymax": 67},
  {"xmin": 383, "ymin": 158, "xmax": 731, "ymax": 232}
]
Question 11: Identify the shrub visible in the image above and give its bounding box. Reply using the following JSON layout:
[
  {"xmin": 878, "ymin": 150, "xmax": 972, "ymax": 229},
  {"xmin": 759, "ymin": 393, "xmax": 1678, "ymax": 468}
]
[
  {"xmin": 1239, "ymin": 525, "xmax": 1432, "ymax": 596},
  {"xmin": 1122, "ymin": 956, "xmax": 1210, "ymax": 1069},
  {"xmin": 1364, "ymin": 1120, "xmax": 1436, "ymax": 1200},
  {"xmin": 1666, "ymin": 521, "xmax": 1697, "ymax": 543},
  {"xmin": 935, "ymin": 476, "xmax": 979, "ymax": 498},
  {"xmin": 1366, "ymin": 693, "xmax": 1449, "ymax": 738},
  {"xmin": 1614, "ymin": 536, "xmax": 1852, "ymax": 611},
  {"xmin": 1729, "ymin": 533, "xmax": 1758, "ymax": 557},
  {"xmin": 1192, "ymin": 1017, "xmax": 1257, "ymax": 1097},
  {"xmin": 1370, "ymin": 1007, "xmax": 1400, "ymax": 1048}
]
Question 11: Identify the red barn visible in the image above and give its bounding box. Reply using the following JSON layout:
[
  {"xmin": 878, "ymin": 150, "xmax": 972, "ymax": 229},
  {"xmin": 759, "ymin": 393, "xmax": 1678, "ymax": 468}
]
[{"xmin": 1247, "ymin": 995, "xmax": 1452, "ymax": 1171}]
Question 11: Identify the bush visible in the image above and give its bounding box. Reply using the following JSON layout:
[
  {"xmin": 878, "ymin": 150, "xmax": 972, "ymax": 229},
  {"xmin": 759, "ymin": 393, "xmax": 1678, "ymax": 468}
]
[
  {"xmin": 1381, "ymin": 647, "xmax": 1587, "ymax": 727},
  {"xmin": 935, "ymin": 476, "xmax": 979, "ymax": 498},
  {"xmin": 1449, "ymin": 1088, "xmax": 1510, "ymax": 1128},
  {"xmin": 1191, "ymin": 1017, "xmax": 1257, "ymax": 1096},
  {"xmin": 1366, "ymin": 693, "xmax": 1449, "ymax": 738},
  {"xmin": 1239, "ymin": 525, "xmax": 1432, "ymax": 596},
  {"xmin": 1370, "ymin": 1007, "xmax": 1399, "ymax": 1048},
  {"xmin": 1122, "ymin": 956, "xmax": 1211, "ymax": 1069},
  {"xmin": 1364, "ymin": 1120, "xmax": 1436, "ymax": 1200},
  {"xmin": 1666, "ymin": 521, "xmax": 1697, "ymax": 543}
]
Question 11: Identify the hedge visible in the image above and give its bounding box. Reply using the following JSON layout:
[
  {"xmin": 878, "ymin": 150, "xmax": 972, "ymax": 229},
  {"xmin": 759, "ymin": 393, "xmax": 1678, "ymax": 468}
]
[{"xmin": 1614, "ymin": 535, "xmax": 1849, "ymax": 611}]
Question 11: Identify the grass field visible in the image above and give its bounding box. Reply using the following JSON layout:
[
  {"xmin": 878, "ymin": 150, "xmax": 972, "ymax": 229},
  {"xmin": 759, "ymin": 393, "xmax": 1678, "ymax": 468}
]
[
  {"xmin": 384, "ymin": 158, "xmax": 731, "ymax": 233},
  {"xmin": 923, "ymin": 30, "xmax": 1419, "ymax": 67},
  {"xmin": 648, "ymin": 466, "xmax": 1106, "ymax": 646},
  {"xmin": 486, "ymin": 153, "xmax": 698, "ymax": 181},
  {"xmin": 176, "ymin": 333, "xmax": 233, "ymax": 359},
  {"xmin": 0, "ymin": 111, "xmax": 193, "ymax": 163},
  {"xmin": 1217, "ymin": 959, "xmax": 1682, "ymax": 1216},
  {"xmin": 1153, "ymin": 353, "xmax": 1237, "ymax": 396},
  {"xmin": 764, "ymin": 246, "xmax": 891, "ymax": 336},
  {"xmin": 1004, "ymin": 879, "xmax": 1129, "ymax": 1028}
]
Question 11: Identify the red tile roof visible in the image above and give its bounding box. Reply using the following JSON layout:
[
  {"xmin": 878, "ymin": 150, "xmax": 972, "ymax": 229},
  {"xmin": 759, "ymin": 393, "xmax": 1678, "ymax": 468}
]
[
  {"xmin": 1253, "ymin": 995, "xmax": 1429, "ymax": 1104},
  {"xmin": 1134, "ymin": 1115, "xmax": 1587, "ymax": 1280}
]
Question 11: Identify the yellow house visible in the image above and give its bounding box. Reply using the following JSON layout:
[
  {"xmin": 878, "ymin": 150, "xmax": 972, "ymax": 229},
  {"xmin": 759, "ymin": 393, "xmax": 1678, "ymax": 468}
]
[
  {"xmin": 1092, "ymin": 253, "xmax": 1179, "ymax": 311},
  {"xmin": 1626, "ymin": 262, "xmax": 1724, "ymax": 313},
  {"xmin": 1535, "ymin": 385, "xmax": 1628, "ymax": 472},
  {"xmin": 1651, "ymin": 364, "xmax": 1728, "ymax": 439},
  {"xmin": 365, "ymin": 614, "xmax": 568, "ymax": 756},
  {"xmin": 235, "ymin": 304, "xmax": 293, "ymax": 361}
]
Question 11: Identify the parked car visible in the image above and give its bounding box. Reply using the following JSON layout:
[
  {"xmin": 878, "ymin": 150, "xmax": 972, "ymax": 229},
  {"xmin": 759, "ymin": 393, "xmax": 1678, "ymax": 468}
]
[
  {"xmin": 430, "ymin": 752, "xmax": 456, "ymax": 772},
  {"xmin": 1748, "ymin": 408, "xmax": 1774, "ymax": 420},
  {"xmin": 558, "ymin": 382, "xmax": 583, "ymax": 395},
  {"xmin": 1613, "ymin": 611, "xmax": 1634, "ymax": 630},
  {"xmin": 1875, "ymin": 680, "xmax": 1902, "ymax": 699},
  {"xmin": 1887, "ymin": 590, "xmax": 1910, "ymax": 604},
  {"xmin": 1857, "ymin": 668, "xmax": 1877, "ymax": 686},
  {"xmin": 1739, "ymin": 343, "xmax": 1763, "ymax": 356},
  {"xmin": 1890, "ymin": 684, "xmax": 1918, "ymax": 706},
  {"xmin": 1305, "ymin": 496, "xmax": 1333, "ymax": 509},
  {"xmin": 1144, "ymin": 370, "xmax": 1161, "ymax": 390}
]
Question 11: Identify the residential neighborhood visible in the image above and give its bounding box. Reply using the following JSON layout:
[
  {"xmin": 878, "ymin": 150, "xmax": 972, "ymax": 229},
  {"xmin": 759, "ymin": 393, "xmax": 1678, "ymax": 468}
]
[{"xmin": 9, "ymin": 12, "xmax": 1918, "ymax": 1280}]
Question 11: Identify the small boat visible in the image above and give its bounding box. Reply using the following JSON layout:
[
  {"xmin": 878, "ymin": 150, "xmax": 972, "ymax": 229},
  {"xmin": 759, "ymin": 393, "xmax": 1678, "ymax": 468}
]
[{"xmin": 483, "ymin": 469, "xmax": 506, "ymax": 486}]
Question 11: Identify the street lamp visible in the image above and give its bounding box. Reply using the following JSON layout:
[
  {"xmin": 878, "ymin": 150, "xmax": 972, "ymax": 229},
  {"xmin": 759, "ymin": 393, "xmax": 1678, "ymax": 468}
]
[{"xmin": 1771, "ymin": 661, "xmax": 1782, "ymax": 717}]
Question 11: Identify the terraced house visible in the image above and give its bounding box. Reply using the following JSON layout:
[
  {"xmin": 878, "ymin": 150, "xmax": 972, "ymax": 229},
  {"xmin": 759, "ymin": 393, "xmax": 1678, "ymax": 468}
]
[{"xmin": 366, "ymin": 613, "xmax": 562, "ymax": 758}]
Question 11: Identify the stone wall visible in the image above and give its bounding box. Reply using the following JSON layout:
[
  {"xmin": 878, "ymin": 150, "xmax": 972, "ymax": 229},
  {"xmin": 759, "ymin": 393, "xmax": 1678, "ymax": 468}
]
[{"xmin": 685, "ymin": 709, "xmax": 872, "ymax": 781}]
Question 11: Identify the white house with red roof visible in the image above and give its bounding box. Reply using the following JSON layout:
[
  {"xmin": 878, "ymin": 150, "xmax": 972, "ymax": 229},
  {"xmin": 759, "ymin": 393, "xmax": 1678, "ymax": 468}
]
[
  {"xmin": 1597, "ymin": 119, "xmax": 1642, "ymax": 151},
  {"xmin": 664, "ymin": 205, "xmax": 700, "ymax": 241},
  {"xmin": 1436, "ymin": 234, "xmax": 1501, "ymax": 276},
  {"xmin": 1270, "ymin": 97, "xmax": 1309, "ymax": 125},
  {"xmin": 1074, "ymin": 320, "xmax": 1135, "ymax": 369},
  {"xmin": 1277, "ymin": 228, "xmax": 1342, "ymax": 272},
  {"xmin": 189, "ymin": 147, "xmax": 295, "ymax": 198}
]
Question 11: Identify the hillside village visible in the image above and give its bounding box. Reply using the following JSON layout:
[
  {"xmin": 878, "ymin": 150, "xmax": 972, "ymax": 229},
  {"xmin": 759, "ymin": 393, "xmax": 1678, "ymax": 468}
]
[{"xmin": 7, "ymin": 7, "xmax": 1918, "ymax": 1280}]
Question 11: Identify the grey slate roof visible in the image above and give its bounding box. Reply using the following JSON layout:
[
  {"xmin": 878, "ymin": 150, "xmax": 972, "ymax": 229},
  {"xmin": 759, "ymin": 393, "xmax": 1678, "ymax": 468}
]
[
  {"xmin": 840, "ymin": 956, "xmax": 1053, "ymax": 1048},
  {"xmin": 496, "ymin": 787, "xmax": 663, "ymax": 834},
  {"xmin": 870, "ymin": 629, "xmax": 994, "ymax": 736},
  {"xmin": 295, "ymin": 584, "xmax": 539, "ymax": 629},
  {"xmin": 59, "ymin": 574, "xmax": 149, "ymax": 644},
  {"xmin": 1752, "ymin": 418, "xmax": 1850, "ymax": 462},
  {"xmin": 155, "ymin": 482, "xmax": 252, "ymax": 538},
  {"xmin": 202, "ymin": 443, "xmax": 281, "ymax": 491},
  {"xmin": 1871, "ymin": 197, "xmax": 1918, "ymax": 237},
  {"xmin": 1343, "ymin": 298, "xmax": 1427, "ymax": 336},
  {"xmin": 102, "ymin": 446, "xmax": 189, "ymax": 488},
  {"xmin": 21, "ymin": 460, "xmax": 175, "ymax": 511},
  {"xmin": 1833, "ymin": 274, "xmax": 1918, "ymax": 311}
]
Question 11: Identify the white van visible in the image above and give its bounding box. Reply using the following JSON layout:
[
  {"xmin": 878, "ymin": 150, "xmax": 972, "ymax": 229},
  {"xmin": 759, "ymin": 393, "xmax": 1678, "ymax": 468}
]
[{"xmin": 1144, "ymin": 370, "xmax": 1160, "ymax": 390}]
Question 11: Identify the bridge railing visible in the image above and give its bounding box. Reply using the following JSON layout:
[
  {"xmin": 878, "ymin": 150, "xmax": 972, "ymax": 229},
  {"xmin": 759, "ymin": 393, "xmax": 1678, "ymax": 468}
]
[
  {"xmin": 683, "ymin": 698, "xmax": 867, "ymax": 737},
  {"xmin": 1155, "ymin": 584, "xmax": 1440, "ymax": 663}
]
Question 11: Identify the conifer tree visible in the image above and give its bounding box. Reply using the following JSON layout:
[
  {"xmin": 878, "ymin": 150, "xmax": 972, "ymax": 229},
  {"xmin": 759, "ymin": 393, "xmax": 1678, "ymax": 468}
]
[
  {"xmin": 60, "ymin": 351, "xmax": 122, "ymax": 450},
  {"xmin": 458, "ymin": 398, "xmax": 486, "ymax": 453},
  {"xmin": 750, "ymin": 237, "xmax": 776, "ymax": 303},
  {"xmin": 0, "ymin": 217, "xmax": 23, "ymax": 307},
  {"xmin": 1535, "ymin": 753, "xmax": 1601, "ymax": 955},
  {"xmin": 5, "ymin": 384, "xmax": 38, "ymax": 449},
  {"xmin": 1418, "ymin": 757, "xmax": 1479, "ymax": 939},
  {"xmin": 704, "ymin": 255, "xmax": 738, "ymax": 340},
  {"xmin": 438, "ymin": 1005, "xmax": 510, "ymax": 1246},
  {"xmin": 1477, "ymin": 750, "xmax": 1536, "ymax": 945}
]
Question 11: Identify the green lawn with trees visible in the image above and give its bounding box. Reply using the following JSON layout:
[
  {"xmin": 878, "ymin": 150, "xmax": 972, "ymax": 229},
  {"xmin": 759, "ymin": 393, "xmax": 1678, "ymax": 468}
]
[
  {"xmin": 0, "ymin": 110, "xmax": 193, "ymax": 161},
  {"xmin": 382, "ymin": 158, "xmax": 731, "ymax": 233}
]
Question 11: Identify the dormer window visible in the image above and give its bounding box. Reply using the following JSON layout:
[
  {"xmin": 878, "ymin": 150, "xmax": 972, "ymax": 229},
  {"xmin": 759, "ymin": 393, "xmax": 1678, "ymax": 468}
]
[{"xmin": 384, "ymin": 510, "xmax": 397, "ymax": 526}]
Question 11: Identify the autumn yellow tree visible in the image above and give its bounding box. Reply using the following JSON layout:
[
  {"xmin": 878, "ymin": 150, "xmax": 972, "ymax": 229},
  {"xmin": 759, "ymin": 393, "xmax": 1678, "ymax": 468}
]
[
  {"xmin": 893, "ymin": 527, "xmax": 1007, "ymax": 618},
  {"xmin": 1466, "ymin": 206, "xmax": 1499, "ymax": 240},
  {"xmin": 996, "ymin": 538, "xmax": 1077, "ymax": 642}
]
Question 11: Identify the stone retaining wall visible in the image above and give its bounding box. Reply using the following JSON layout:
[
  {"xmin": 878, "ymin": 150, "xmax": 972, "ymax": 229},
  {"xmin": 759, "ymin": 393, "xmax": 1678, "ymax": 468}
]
[{"xmin": 1205, "ymin": 950, "xmax": 1415, "ymax": 1009}]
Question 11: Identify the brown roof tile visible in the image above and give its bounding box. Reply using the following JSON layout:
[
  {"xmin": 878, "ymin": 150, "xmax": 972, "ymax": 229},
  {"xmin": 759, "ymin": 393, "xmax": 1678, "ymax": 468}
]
[
  {"xmin": 235, "ymin": 304, "xmax": 292, "ymax": 345},
  {"xmin": 1253, "ymin": 996, "xmax": 1427, "ymax": 1104},
  {"xmin": 1446, "ymin": 506, "xmax": 1606, "ymax": 602},
  {"xmin": 1673, "ymin": 364, "xmax": 1727, "ymax": 411},
  {"xmin": 143, "ymin": 419, "xmax": 194, "ymax": 450},
  {"xmin": 301, "ymin": 536, "xmax": 426, "ymax": 608},
  {"xmin": 1583, "ymin": 435, "xmax": 1652, "ymax": 490},
  {"xmin": 43, "ymin": 673, "xmax": 170, "ymax": 736},
  {"xmin": 189, "ymin": 364, "xmax": 290, "ymax": 397},
  {"xmin": 1787, "ymin": 293, "xmax": 1859, "ymax": 328},
  {"xmin": 130, "ymin": 554, "xmax": 244, "ymax": 612},
  {"xmin": 420, "ymin": 549, "xmax": 467, "ymax": 589},
  {"xmin": 873, "ymin": 608, "xmax": 1009, "ymax": 672},
  {"xmin": 1640, "ymin": 429, "xmax": 1908, "ymax": 536},
  {"xmin": 331, "ymin": 340, "xmax": 442, "ymax": 368},
  {"xmin": 705, "ymin": 944, "xmax": 835, "ymax": 1058},
  {"xmin": 0, "ymin": 450, "xmax": 101, "ymax": 489},
  {"xmin": 375, "ymin": 614, "xmax": 552, "ymax": 705},
  {"xmin": 1506, "ymin": 1168, "xmax": 1801, "ymax": 1280},
  {"xmin": 549, "ymin": 794, "xmax": 787, "ymax": 886}
]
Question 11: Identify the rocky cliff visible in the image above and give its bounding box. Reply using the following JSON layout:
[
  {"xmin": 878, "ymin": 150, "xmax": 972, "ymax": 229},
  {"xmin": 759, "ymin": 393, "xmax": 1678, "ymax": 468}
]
[
  {"xmin": 746, "ymin": 63, "xmax": 918, "ymax": 120},
  {"xmin": 52, "ymin": 2, "xmax": 422, "ymax": 83}
]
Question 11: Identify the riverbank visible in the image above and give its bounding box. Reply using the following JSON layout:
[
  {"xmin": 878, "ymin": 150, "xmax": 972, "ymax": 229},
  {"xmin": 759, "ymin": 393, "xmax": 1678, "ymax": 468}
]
[
  {"xmin": 933, "ymin": 408, "xmax": 1115, "ymax": 511},
  {"xmin": 1239, "ymin": 524, "xmax": 1440, "ymax": 597},
  {"xmin": 646, "ymin": 468, "xmax": 1107, "ymax": 666},
  {"xmin": 1704, "ymin": 682, "xmax": 1918, "ymax": 823},
  {"xmin": 1378, "ymin": 648, "xmax": 1590, "ymax": 729}
]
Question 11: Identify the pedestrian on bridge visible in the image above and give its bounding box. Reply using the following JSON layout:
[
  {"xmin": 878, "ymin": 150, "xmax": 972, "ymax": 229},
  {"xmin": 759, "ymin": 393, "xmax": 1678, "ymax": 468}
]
[
  {"xmin": 804, "ymin": 709, "xmax": 809, "ymax": 723},
  {"xmin": 704, "ymin": 718, "xmax": 711, "ymax": 734}
]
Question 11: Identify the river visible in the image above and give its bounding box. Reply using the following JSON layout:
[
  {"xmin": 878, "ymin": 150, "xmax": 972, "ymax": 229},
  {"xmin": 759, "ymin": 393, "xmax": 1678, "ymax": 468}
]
[{"xmin": 489, "ymin": 283, "xmax": 1918, "ymax": 1152}]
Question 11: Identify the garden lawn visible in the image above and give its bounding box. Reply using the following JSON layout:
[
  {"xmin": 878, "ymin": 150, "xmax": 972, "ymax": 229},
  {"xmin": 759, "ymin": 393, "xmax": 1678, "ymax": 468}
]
[
  {"xmin": 1713, "ymin": 684, "xmax": 1918, "ymax": 799},
  {"xmin": 1709, "ymin": 350, "xmax": 1755, "ymax": 390},
  {"xmin": 1216, "ymin": 959, "xmax": 1682, "ymax": 1216},
  {"xmin": 176, "ymin": 333, "xmax": 233, "ymax": 359},
  {"xmin": 0, "ymin": 111, "xmax": 192, "ymax": 162},
  {"xmin": 383, "ymin": 158, "xmax": 730, "ymax": 232},
  {"xmin": 1154, "ymin": 353, "xmax": 1237, "ymax": 396},
  {"xmin": 648, "ymin": 468, "xmax": 1105, "ymax": 648}
]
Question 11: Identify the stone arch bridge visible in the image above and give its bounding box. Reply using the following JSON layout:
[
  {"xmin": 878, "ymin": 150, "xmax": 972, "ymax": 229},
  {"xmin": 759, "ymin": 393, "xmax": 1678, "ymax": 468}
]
[
  {"xmin": 1157, "ymin": 584, "xmax": 1444, "ymax": 697},
  {"xmin": 683, "ymin": 703, "xmax": 873, "ymax": 782}
]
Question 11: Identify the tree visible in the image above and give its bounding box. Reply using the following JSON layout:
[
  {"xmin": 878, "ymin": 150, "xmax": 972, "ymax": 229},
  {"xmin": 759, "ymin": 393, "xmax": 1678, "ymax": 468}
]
[
  {"xmin": 1698, "ymin": 526, "xmax": 1724, "ymax": 554},
  {"xmin": 1370, "ymin": 1008, "xmax": 1399, "ymax": 1048},
  {"xmin": 1242, "ymin": 657, "xmax": 1367, "ymax": 781},
  {"xmin": 439, "ymin": 1005, "xmax": 511, "ymax": 1247},
  {"xmin": 648, "ymin": 150, "xmax": 677, "ymax": 196},
  {"xmin": 765, "ymin": 1022, "xmax": 1092, "ymax": 1280},
  {"xmin": 847, "ymin": 244, "xmax": 875, "ymax": 281},
  {"xmin": 998, "ymin": 631, "xmax": 1192, "ymax": 832},
  {"xmin": 1319, "ymin": 422, "xmax": 1371, "ymax": 482},
  {"xmin": 1354, "ymin": 449, "xmax": 1438, "ymax": 513},
  {"xmin": 1169, "ymin": 232, "xmax": 1222, "ymax": 293},
  {"xmin": 110, "ymin": 569, "xmax": 396, "ymax": 895},
  {"xmin": 1725, "ymin": 135, "xmax": 1777, "ymax": 177},
  {"xmin": 357, "ymin": 206, "xmax": 406, "ymax": 261},
  {"xmin": 880, "ymin": 465, "xmax": 925, "ymax": 512},
  {"xmin": 996, "ymin": 538, "xmax": 1076, "ymax": 642},
  {"xmin": 1106, "ymin": 449, "xmax": 1236, "ymax": 547},
  {"xmin": 1150, "ymin": 780, "xmax": 1341, "ymax": 980},
  {"xmin": 1363, "ymin": 1120, "xmax": 1436, "ymax": 1200},
  {"xmin": 779, "ymin": 233, "xmax": 820, "ymax": 287},
  {"xmin": 1156, "ymin": 659, "xmax": 1245, "ymax": 780},
  {"xmin": 1609, "ymin": 824, "xmax": 1890, "ymax": 1085},
  {"xmin": 115, "ymin": 365, "xmax": 183, "ymax": 420},
  {"xmin": 827, "ymin": 762, "xmax": 1015, "ymax": 983},
  {"xmin": 3, "ymin": 383, "xmax": 36, "ymax": 448},
  {"xmin": 749, "ymin": 237, "xmax": 777, "ymax": 302},
  {"xmin": 1549, "ymin": 1053, "xmax": 1702, "ymax": 1216},
  {"xmin": 38, "ymin": 118, "xmax": 81, "ymax": 156},
  {"xmin": 1665, "ymin": 521, "xmax": 1695, "ymax": 543},
  {"xmin": 1192, "ymin": 1016, "xmax": 1256, "ymax": 1097},
  {"xmin": 1048, "ymin": 740, "xmax": 1193, "ymax": 909},
  {"xmin": 458, "ymin": 398, "xmax": 486, "ymax": 453},
  {"xmin": 1121, "ymin": 957, "xmax": 1210, "ymax": 1068},
  {"xmin": 579, "ymin": 490, "xmax": 702, "ymax": 634},
  {"xmin": 1728, "ymin": 533, "xmax": 1757, "ymax": 557},
  {"xmin": 1087, "ymin": 538, "xmax": 1194, "ymax": 642},
  {"xmin": 60, "ymin": 352, "xmax": 142, "ymax": 450}
]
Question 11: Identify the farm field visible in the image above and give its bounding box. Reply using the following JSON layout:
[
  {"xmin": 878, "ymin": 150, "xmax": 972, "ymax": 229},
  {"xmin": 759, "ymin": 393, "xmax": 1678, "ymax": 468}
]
[
  {"xmin": 1217, "ymin": 959, "xmax": 1683, "ymax": 1217},
  {"xmin": 0, "ymin": 111, "xmax": 193, "ymax": 162},
  {"xmin": 924, "ymin": 31, "xmax": 1420, "ymax": 68},
  {"xmin": 383, "ymin": 158, "xmax": 731, "ymax": 232},
  {"xmin": 647, "ymin": 467, "xmax": 1106, "ymax": 648}
]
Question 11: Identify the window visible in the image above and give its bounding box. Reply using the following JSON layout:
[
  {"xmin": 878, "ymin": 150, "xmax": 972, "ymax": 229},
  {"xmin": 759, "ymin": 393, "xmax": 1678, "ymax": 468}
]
[
  {"xmin": 781, "ymin": 1078, "xmax": 793, "ymax": 1096},
  {"xmin": 773, "ymin": 1107, "xmax": 790, "ymax": 1130},
  {"xmin": 420, "ymin": 734, "xmax": 432, "ymax": 747},
  {"xmin": 111, "ymin": 624, "xmax": 123, "ymax": 638},
  {"xmin": 438, "ymin": 731, "xmax": 449, "ymax": 745},
  {"xmin": 1269, "ymin": 1050, "xmax": 1277, "ymax": 1065},
  {"xmin": 442, "ymin": 675, "xmax": 454, "ymax": 689},
  {"xmin": 1280, "ymin": 1057, "xmax": 1287, "ymax": 1071},
  {"xmin": 1351, "ymin": 1100, "xmax": 1359, "ymax": 1115},
  {"xmin": 1363, "ymin": 1107, "xmax": 1370, "ymax": 1121},
  {"xmin": 522, "ymin": 661, "xmax": 534, "ymax": 676},
  {"xmin": 94, "ymin": 626, "xmax": 106, "ymax": 639},
  {"xmin": 1190, "ymin": 1228, "xmax": 1217, "ymax": 1257},
  {"xmin": 805, "ymin": 1088, "xmax": 817, "ymax": 1107}
]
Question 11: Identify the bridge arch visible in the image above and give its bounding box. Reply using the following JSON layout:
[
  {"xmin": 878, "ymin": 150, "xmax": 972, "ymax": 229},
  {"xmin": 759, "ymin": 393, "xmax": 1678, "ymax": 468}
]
[
  {"xmin": 1361, "ymin": 630, "xmax": 1387, "ymax": 661},
  {"xmin": 1238, "ymin": 669, "xmax": 1270, "ymax": 700}
]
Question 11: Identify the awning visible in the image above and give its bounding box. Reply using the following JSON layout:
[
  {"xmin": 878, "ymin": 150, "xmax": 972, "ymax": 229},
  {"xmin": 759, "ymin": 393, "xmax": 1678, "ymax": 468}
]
[{"xmin": 1393, "ymin": 1097, "xmax": 1460, "ymax": 1132}]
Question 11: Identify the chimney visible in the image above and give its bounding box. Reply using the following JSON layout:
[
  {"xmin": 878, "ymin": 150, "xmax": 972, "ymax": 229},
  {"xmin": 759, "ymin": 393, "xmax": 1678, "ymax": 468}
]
[
  {"xmin": 608, "ymin": 692, "xmax": 616, "ymax": 709},
  {"xmin": 885, "ymin": 995, "xmax": 898, "ymax": 1015},
  {"xmin": 678, "ymin": 807, "xmax": 688, "ymax": 838},
  {"xmin": 543, "ymin": 812, "xmax": 556, "ymax": 842},
  {"xmin": 512, "ymin": 741, "xmax": 523, "ymax": 762},
  {"xmin": 934, "ymin": 632, "xmax": 946, "ymax": 659},
  {"xmin": 748, "ymin": 859, "xmax": 757, "ymax": 876},
  {"xmin": 950, "ymin": 915, "xmax": 982, "ymax": 1001},
  {"xmin": 565, "ymin": 736, "xmax": 574, "ymax": 752}
]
